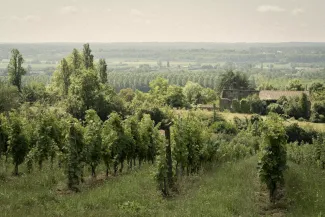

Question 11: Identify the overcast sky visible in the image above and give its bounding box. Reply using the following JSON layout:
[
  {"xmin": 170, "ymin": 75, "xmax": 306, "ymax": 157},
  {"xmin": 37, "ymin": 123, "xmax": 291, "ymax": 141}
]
[{"xmin": 0, "ymin": 0, "xmax": 324, "ymax": 42}]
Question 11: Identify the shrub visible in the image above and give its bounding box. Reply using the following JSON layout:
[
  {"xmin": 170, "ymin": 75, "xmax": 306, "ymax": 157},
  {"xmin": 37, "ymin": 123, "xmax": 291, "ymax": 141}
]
[
  {"xmin": 299, "ymin": 93, "xmax": 310, "ymax": 119},
  {"xmin": 284, "ymin": 98, "xmax": 302, "ymax": 119},
  {"xmin": 216, "ymin": 132, "xmax": 257, "ymax": 162},
  {"xmin": 285, "ymin": 123, "xmax": 318, "ymax": 144},
  {"xmin": 212, "ymin": 121, "xmax": 237, "ymax": 135},
  {"xmin": 240, "ymin": 99, "xmax": 250, "ymax": 113},
  {"xmin": 267, "ymin": 103, "xmax": 284, "ymax": 115},
  {"xmin": 250, "ymin": 98, "xmax": 265, "ymax": 114},
  {"xmin": 277, "ymin": 96, "xmax": 288, "ymax": 106},
  {"xmin": 233, "ymin": 117, "xmax": 248, "ymax": 131},
  {"xmin": 312, "ymin": 101, "xmax": 325, "ymax": 116},
  {"xmin": 310, "ymin": 112, "xmax": 325, "ymax": 123},
  {"xmin": 231, "ymin": 99, "xmax": 241, "ymax": 113},
  {"xmin": 259, "ymin": 114, "xmax": 287, "ymax": 202}
]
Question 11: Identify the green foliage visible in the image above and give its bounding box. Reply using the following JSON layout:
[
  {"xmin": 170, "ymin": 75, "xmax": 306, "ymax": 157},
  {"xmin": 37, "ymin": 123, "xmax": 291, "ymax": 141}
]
[
  {"xmin": 218, "ymin": 132, "xmax": 258, "ymax": 161},
  {"xmin": 7, "ymin": 49, "xmax": 26, "ymax": 92},
  {"xmin": 259, "ymin": 83, "xmax": 278, "ymax": 90},
  {"xmin": 166, "ymin": 85, "xmax": 185, "ymax": 108},
  {"xmin": 277, "ymin": 96, "xmax": 288, "ymax": 106},
  {"xmin": 119, "ymin": 88, "xmax": 135, "ymax": 102},
  {"xmin": 212, "ymin": 121, "xmax": 237, "ymax": 135},
  {"xmin": 240, "ymin": 99, "xmax": 250, "ymax": 113},
  {"xmin": 0, "ymin": 114, "xmax": 9, "ymax": 158},
  {"xmin": 172, "ymin": 114, "xmax": 210, "ymax": 175},
  {"xmin": 149, "ymin": 77, "xmax": 169, "ymax": 96},
  {"xmin": 67, "ymin": 70, "xmax": 120, "ymax": 120},
  {"xmin": 70, "ymin": 48, "xmax": 83, "ymax": 70},
  {"xmin": 84, "ymin": 110, "xmax": 102, "ymax": 177},
  {"xmin": 123, "ymin": 115, "xmax": 140, "ymax": 169},
  {"xmin": 309, "ymin": 82, "xmax": 324, "ymax": 94},
  {"xmin": 267, "ymin": 103, "xmax": 284, "ymax": 115},
  {"xmin": 231, "ymin": 99, "xmax": 241, "ymax": 112},
  {"xmin": 22, "ymin": 82, "xmax": 48, "ymax": 103},
  {"xmin": 285, "ymin": 123, "xmax": 318, "ymax": 144},
  {"xmin": 258, "ymin": 114, "xmax": 287, "ymax": 202},
  {"xmin": 6, "ymin": 111, "xmax": 29, "ymax": 175},
  {"xmin": 83, "ymin": 43, "xmax": 94, "ymax": 70},
  {"xmin": 183, "ymin": 81, "xmax": 204, "ymax": 104},
  {"xmin": 300, "ymin": 93, "xmax": 310, "ymax": 119},
  {"xmin": 29, "ymin": 108, "xmax": 62, "ymax": 170},
  {"xmin": 311, "ymin": 101, "xmax": 325, "ymax": 123},
  {"xmin": 201, "ymin": 88, "xmax": 217, "ymax": 104},
  {"xmin": 51, "ymin": 58, "xmax": 72, "ymax": 96},
  {"xmin": 248, "ymin": 95, "xmax": 265, "ymax": 114},
  {"xmin": 287, "ymin": 79, "xmax": 305, "ymax": 91},
  {"xmin": 98, "ymin": 59, "xmax": 108, "ymax": 84},
  {"xmin": 66, "ymin": 119, "xmax": 84, "ymax": 191},
  {"xmin": 217, "ymin": 70, "xmax": 251, "ymax": 93},
  {"xmin": 0, "ymin": 81, "xmax": 20, "ymax": 113},
  {"xmin": 102, "ymin": 112, "xmax": 127, "ymax": 175},
  {"xmin": 149, "ymin": 77, "xmax": 169, "ymax": 105},
  {"xmin": 249, "ymin": 114, "xmax": 263, "ymax": 137},
  {"xmin": 280, "ymin": 94, "xmax": 311, "ymax": 120},
  {"xmin": 287, "ymin": 138, "xmax": 325, "ymax": 169},
  {"xmin": 233, "ymin": 116, "xmax": 249, "ymax": 131}
]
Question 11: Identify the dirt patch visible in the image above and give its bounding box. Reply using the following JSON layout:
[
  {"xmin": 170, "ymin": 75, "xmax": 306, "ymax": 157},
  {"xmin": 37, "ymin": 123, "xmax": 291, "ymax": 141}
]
[
  {"xmin": 55, "ymin": 173, "xmax": 114, "ymax": 195},
  {"xmin": 257, "ymin": 184, "xmax": 287, "ymax": 217}
]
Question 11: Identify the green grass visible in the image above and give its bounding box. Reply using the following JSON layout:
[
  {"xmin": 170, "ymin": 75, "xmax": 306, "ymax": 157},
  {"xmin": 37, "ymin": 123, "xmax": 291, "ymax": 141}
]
[
  {"xmin": 217, "ymin": 111, "xmax": 325, "ymax": 132},
  {"xmin": 285, "ymin": 162, "xmax": 325, "ymax": 217},
  {"xmin": 0, "ymin": 157, "xmax": 260, "ymax": 217},
  {"xmin": 0, "ymin": 63, "xmax": 57, "ymax": 70},
  {"xmin": 2, "ymin": 154, "xmax": 325, "ymax": 216}
]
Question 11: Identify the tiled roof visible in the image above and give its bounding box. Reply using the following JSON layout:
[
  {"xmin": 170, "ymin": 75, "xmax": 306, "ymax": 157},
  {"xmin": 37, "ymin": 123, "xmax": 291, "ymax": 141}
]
[{"xmin": 259, "ymin": 90, "xmax": 309, "ymax": 100}]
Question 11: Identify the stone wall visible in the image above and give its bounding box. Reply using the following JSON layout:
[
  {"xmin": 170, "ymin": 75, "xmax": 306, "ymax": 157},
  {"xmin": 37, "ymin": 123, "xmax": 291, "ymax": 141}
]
[
  {"xmin": 221, "ymin": 89, "xmax": 260, "ymax": 100},
  {"xmin": 219, "ymin": 89, "xmax": 259, "ymax": 111}
]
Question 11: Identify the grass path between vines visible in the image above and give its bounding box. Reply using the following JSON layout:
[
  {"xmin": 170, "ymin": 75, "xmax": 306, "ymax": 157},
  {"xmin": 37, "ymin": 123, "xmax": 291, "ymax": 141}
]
[
  {"xmin": 284, "ymin": 162, "xmax": 325, "ymax": 217},
  {"xmin": 2, "ymin": 156, "xmax": 325, "ymax": 216},
  {"xmin": 1, "ymin": 157, "xmax": 260, "ymax": 217}
]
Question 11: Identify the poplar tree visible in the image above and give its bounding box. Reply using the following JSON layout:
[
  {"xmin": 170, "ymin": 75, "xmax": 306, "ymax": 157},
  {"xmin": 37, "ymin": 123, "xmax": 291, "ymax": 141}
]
[
  {"xmin": 98, "ymin": 59, "xmax": 108, "ymax": 84},
  {"xmin": 8, "ymin": 49, "xmax": 26, "ymax": 92},
  {"xmin": 83, "ymin": 43, "xmax": 94, "ymax": 70}
]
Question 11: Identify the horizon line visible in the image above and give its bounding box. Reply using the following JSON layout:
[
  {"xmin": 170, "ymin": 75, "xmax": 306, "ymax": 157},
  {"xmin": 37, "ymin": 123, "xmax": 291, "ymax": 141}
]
[{"xmin": 1, "ymin": 41, "xmax": 325, "ymax": 44}]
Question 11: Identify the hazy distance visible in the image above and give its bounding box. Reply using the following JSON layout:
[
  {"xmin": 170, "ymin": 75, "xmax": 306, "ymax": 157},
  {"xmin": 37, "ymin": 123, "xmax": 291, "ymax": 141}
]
[{"xmin": 0, "ymin": 0, "xmax": 324, "ymax": 43}]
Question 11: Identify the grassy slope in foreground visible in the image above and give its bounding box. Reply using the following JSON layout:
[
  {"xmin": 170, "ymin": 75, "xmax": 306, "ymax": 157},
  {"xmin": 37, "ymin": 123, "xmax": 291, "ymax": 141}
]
[
  {"xmin": 285, "ymin": 162, "xmax": 325, "ymax": 217},
  {"xmin": 0, "ymin": 157, "xmax": 259, "ymax": 217}
]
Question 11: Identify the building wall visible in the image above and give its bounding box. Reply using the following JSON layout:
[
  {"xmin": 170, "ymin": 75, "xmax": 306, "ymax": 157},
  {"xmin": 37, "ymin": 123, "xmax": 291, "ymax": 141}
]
[
  {"xmin": 221, "ymin": 89, "xmax": 260, "ymax": 101},
  {"xmin": 220, "ymin": 98, "xmax": 232, "ymax": 111}
]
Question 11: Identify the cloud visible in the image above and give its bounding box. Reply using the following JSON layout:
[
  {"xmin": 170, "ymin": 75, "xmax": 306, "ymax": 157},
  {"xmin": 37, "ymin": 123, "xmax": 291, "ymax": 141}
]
[
  {"xmin": 292, "ymin": 8, "xmax": 305, "ymax": 15},
  {"xmin": 130, "ymin": 9, "xmax": 145, "ymax": 17},
  {"xmin": 8, "ymin": 15, "xmax": 41, "ymax": 22},
  {"xmin": 61, "ymin": 6, "xmax": 78, "ymax": 14},
  {"xmin": 24, "ymin": 15, "xmax": 41, "ymax": 22},
  {"xmin": 257, "ymin": 5, "xmax": 286, "ymax": 13},
  {"xmin": 129, "ymin": 8, "xmax": 148, "ymax": 24}
]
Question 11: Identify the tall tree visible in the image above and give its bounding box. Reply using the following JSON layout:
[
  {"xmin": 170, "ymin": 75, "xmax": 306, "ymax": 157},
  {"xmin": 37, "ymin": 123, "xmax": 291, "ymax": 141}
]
[
  {"xmin": 84, "ymin": 109, "xmax": 102, "ymax": 178},
  {"xmin": 71, "ymin": 48, "xmax": 82, "ymax": 70},
  {"xmin": 0, "ymin": 81, "xmax": 20, "ymax": 113},
  {"xmin": 83, "ymin": 43, "xmax": 94, "ymax": 70},
  {"xmin": 6, "ymin": 112, "xmax": 29, "ymax": 175},
  {"xmin": 61, "ymin": 58, "xmax": 71, "ymax": 95},
  {"xmin": 66, "ymin": 119, "xmax": 84, "ymax": 191},
  {"xmin": 217, "ymin": 70, "xmax": 250, "ymax": 94},
  {"xmin": 259, "ymin": 114, "xmax": 287, "ymax": 202},
  {"xmin": 7, "ymin": 49, "xmax": 26, "ymax": 92},
  {"xmin": 98, "ymin": 59, "xmax": 108, "ymax": 84},
  {"xmin": 286, "ymin": 79, "xmax": 305, "ymax": 91}
]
